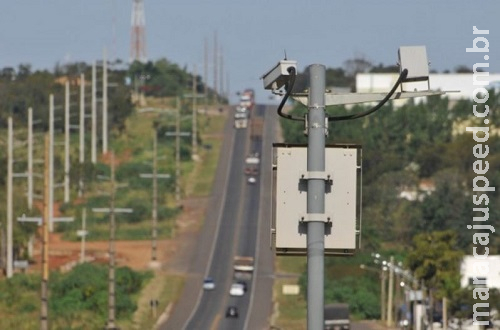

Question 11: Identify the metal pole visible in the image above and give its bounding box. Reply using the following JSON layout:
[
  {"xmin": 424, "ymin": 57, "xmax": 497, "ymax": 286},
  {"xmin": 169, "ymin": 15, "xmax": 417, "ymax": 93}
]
[
  {"xmin": 381, "ymin": 268, "xmax": 387, "ymax": 322},
  {"xmin": 175, "ymin": 97, "xmax": 181, "ymax": 205},
  {"xmin": 103, "ymin": 48, "xmax": 108, "ymax": 154},
  {"xmin": 91, "ymin": 61, "xmax": 97, "ymax": 164},
  {"xmin": 152, "ymin": 132, "xmax": 158, "ymax": 261},
  {"xmin": 192, "ymin": 64, "xmax": 198, "ymax": 158},
  {"xmin": 7, "ymin": 117, "xmax": 13, "ymax": 278},
  {"xmin": 28, "ymin": 107, "xmax": 33, "ymax": 210},
  {"xmin": 41, "ymin": 133, "xmax": 50, "ymax": 330},
  {"xmin": 442, "ymin": 297, "xmax": 447, "ymax": 330},
  {"xmin": 107, "ymin": 152, "xmax": 117, "ymax": 329},
  {"xmin": 306, "ymin": 64, "xmax": 326, "ymax": 330},
  {"xmin": 387, "ymin": 256, "xmax": 395, "ymax": 327},
  {"xmin": 213, "ymin": 31, "xmax": 218, "ymax": 105},
  {"xmin": 49, "ymin": 95, "xmax": 54, "ymax": 232},
  {"xmin": 79, "ymin": 73, "xmax": 85, "ymax": 165},
  {"xmin": 79, "ymin": 73, "xmax": 85, "ymax": 197},
  {"xmin": 64, "ymin": 81, "xmax": 70, "ymax": 203},
  {"xmin": 204, "ymin": 37, "xmax": 208, "ymax": 101}
]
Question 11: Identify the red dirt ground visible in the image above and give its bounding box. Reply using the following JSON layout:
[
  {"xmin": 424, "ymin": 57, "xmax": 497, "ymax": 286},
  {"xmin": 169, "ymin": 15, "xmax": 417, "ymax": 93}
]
[{"xmin": 26, "ymin": 196, "xmax": 206, "ymax": 274}]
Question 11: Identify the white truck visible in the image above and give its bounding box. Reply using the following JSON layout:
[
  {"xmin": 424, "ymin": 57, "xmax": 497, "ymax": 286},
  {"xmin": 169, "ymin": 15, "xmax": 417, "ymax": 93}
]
[{"xmin": 233, "ymin": 256, "xmax": 254, "ymax": 279}]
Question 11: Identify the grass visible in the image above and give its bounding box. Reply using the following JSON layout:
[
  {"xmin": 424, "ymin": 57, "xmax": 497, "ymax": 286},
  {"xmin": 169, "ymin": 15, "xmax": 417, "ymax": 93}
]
[{"xmin": 271, "ymin": 256, "xmax": 308, "ymax": 329}]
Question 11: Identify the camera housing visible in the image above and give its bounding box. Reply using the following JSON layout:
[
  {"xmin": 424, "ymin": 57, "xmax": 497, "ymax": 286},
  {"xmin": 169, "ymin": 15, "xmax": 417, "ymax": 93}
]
[{"xmin": 261, "ymin": 60, "xmax": 297, "ymax": 90}]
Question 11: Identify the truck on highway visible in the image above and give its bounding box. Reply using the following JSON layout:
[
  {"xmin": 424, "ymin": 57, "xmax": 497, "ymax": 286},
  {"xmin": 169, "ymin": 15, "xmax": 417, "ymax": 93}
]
[
  {"xmin": 324, "ymin": 303, "xmax": 350, "ymax": 330},
  {"xmin": 233, "ymin": 256, "xmax": 254, "ymax": 280}
]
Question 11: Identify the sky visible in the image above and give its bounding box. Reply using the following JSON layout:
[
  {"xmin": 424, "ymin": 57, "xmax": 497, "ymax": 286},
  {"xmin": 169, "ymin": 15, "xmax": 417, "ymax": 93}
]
[{"xmin": 1, "ymin": 1, "xmax": 498, "ymax": 104}]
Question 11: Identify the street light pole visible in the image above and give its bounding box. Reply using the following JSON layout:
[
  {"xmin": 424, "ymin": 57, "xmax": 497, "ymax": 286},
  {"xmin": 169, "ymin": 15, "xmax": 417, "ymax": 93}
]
[
  {"xmin": 381, "ymin": 267, "xmax": 387, "ymax": 322},
  {"xmin": 306, "ymin": 64, "xmax": 326, "ymax": 330},
  {"xmin": 387, "ymin": 255, "xmax": 395, "ymax": 327}
]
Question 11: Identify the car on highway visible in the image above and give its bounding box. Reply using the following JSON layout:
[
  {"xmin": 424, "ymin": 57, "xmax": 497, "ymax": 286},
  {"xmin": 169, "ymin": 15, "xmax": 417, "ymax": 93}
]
[
  {"xmin": 202, "ymin": 277, "xmax": 215, "ymax": 290},
  {"xmin": 229, "ymin": 283, "xmax": 245, "ymax": 296},
  {"xmin": 247, "ymin": 176, "xmax": 256, "ymax": 184},
  {"xmin": 236, "ymin": 280, "xmax": 248, "ymax": 292},
  {"xmin": 225, "ymin": 306, "xmax": 239, "ymax": 318}
]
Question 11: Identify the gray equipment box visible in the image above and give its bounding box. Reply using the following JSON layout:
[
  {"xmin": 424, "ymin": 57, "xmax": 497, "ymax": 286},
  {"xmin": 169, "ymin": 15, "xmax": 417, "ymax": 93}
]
[{"xmin": 271, "ymin": 144, "xmax": 362, "ymax": 255}]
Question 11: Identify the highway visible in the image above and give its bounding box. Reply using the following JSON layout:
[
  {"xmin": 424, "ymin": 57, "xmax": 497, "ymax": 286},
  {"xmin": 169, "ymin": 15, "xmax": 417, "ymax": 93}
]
[{"xmin": 160, "ymin": 104, "xmax": 276, "ymax": 330}]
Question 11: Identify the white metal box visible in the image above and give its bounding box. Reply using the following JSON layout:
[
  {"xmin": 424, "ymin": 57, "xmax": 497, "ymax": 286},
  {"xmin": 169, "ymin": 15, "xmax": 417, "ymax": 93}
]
[{"xmin": 272, "ymin": 144, "xmax": 361, "ymax": 255}]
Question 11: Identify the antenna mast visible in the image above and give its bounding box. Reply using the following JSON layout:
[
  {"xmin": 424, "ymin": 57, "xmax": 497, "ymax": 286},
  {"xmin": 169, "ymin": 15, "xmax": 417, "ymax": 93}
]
[{"xmin": 130, "ymin": 0, "xmax": 147, "ymax": 63}]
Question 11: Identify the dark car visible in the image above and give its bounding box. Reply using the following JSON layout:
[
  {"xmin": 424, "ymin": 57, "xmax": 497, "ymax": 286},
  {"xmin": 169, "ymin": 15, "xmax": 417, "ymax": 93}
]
[{"xmin": 225, "ymin": 306, "xmax": 239, "ymax": 318}]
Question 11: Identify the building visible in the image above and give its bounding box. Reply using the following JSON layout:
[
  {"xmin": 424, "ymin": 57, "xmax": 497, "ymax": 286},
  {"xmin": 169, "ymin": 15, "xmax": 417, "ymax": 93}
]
[
  {"xmin": 460, "ymin": 255, "xmax": 500, "ymax": 289},
  {"xmin": 356, "ymin": 73, "xmax": 500, "ymax": 108}
]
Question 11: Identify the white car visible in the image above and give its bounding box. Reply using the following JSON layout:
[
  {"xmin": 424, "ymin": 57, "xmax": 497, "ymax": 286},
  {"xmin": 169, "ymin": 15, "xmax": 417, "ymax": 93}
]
[
  {"xmin": 229, "ymin": 283, "xmax": 245, "ymax": 296},
  {"xmin": 203, "ymin": 277, "xmax": 215, "ymax": 290},
  {"xmin": 247, "ymin": 176, "xmax": 256, "ymax": 184}
]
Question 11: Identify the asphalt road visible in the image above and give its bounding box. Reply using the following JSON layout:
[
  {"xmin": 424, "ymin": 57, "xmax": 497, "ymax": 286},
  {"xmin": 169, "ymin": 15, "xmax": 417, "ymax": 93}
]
[{"xmin": 160, "ymin": 104, "xmax": 277, "ymax": 330}]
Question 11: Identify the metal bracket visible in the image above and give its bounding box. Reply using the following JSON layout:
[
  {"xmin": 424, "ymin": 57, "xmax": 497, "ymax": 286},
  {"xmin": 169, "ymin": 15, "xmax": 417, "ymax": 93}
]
[
  {"xmin": 300, "ymin": 171, "xmax": 333, "ymax": 183},
  {"xmin": 300, "ymin": 213, "xmax": 332, "ymax": 223},
  {"xmin": 303, "ymin": 115, "xmax": 329, "ymax": 136}
]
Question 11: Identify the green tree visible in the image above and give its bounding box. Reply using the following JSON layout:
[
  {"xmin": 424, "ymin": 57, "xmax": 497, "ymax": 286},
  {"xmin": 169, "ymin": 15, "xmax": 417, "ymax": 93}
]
[{"xmin": 406, "ymin": 230, "xmax": 464, "ymax": 300}]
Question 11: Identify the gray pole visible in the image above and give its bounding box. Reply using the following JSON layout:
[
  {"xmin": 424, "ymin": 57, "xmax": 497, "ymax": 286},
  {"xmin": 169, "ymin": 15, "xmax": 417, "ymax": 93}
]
[
  {"xmin": 108, "ymin": 152, "xmax": 117, "ymax": 329},
  {"xmin": 387, "ymin": 256, "xmax": 395, "ymax": 327},
  {"xmin": 91, "ymin": 61, "xmax": 97, "ymax": 164},
  {"xmin": 28, "ymin": 107, "xmax": 33, "ymax": 210},
  {"xmin": 192, "ymin": 64, "xmax": 198, "ymax": 158},
  {"xmin": 49, "ymin": 95, "xmax": 54, "ymax": 232},
  {"xmin": 306, "ymin": 64, "xmax": 326, "ymax": 330},
  {"xmin": 175, "ymin": 97, "xmax": 181, "ymax": 205},
  {"xmin": 381, "ymin": 268, "xmax": 387, "ymax": 322},
  {"xmin": 79, "ymin": 73, "xmax": 85, "ymax": 197},
  {"xmin": 64, "ymin": 81, "xmax": 70, "ymax": 203},
  {"xmin": 213, "ymin": 31, "xmax": 218, "ymax": 105},
  {"xmin": 80, "ymin": 73, "xmax": 85, "ymax": 165},
  {"xmin": 152, "ymin": 132, "xmax": 158, "ymax": 261},
  {"xmin": 7, "ymin": 117, "xmax": 13, "ymax": 278},
  {"xmin": 103, "ymin": 48, "xmax": 108, "ymax": 154},
  {"xmin": 204, "ymin": 37, "xmax": 208, "ymax": 101}
]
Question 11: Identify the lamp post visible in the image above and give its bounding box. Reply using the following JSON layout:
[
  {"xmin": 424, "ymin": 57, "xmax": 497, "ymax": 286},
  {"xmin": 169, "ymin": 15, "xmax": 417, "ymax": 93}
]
[{"xmin": 360, "ymin": 263, "xmax": 388, "ymax": 322}]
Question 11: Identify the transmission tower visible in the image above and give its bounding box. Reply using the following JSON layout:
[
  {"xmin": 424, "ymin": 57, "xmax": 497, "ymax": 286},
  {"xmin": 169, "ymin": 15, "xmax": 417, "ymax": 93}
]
[{"xmin": 130, "ymin": 0, "xmax": 147, "ymax": 63}]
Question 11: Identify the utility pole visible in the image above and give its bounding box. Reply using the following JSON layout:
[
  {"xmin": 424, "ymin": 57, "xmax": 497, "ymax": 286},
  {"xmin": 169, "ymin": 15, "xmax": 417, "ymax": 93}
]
[
  {"xmin": 17, "ymin": 135, "xmax": 73, "ymax": 328},
  {"xmin": 79, "ymin": 73, "xmax": 85, "ymax": 197},
  {"xmin": 204, "ymin": 37, "xmax": 208, "ymax": 103},
  {"xmin": 381, "ymin": 267, "xmax": 387, "ymax": 322},
  {"xmin": 103, "ymin": 48, "xmax": 108, "ymax": 154},
  {"xmin": 387, "ymin": 255, "xmax": 395, "ymax": 327},
  {"xmin": 92, "ymin": 61, "xmax": 97, "ymax": 164},
  {"xmin": 139, "ymin": 131, "xmax": 170, "ymax": 266},
  {"xmin": 175, "ymin": 97, "xmax": 181, "ymax": 204},
  {"xmin": 28, "ymin": 107, "xmax": 33, "ymax": 210},
  {"xmin": 192, "ymin": 64, "xmax": 198, "ymax": 159},
  {"xmin": 6, "ymin": 117, "xmax": 13, "ymax": 278},
  {"xmin": 93, "ymin": 152, "xmax": 133, "ymax": 329},
  {"xmin": 219, "ymin": 45, "xmax": 224, "ymax": 101},
  {"xmin": 213, "ymin": 31, "xmax": 218, "ymax": 105},
  {"xmin": 165, "ymin": 98, "xmax": 190, "ymax": 206},
  {"xmin": 41, "ymin": 133, "xmax": 50, "ymax": 330},
  {"xmin": 49, "ymin": 95, "xmax": 55, "ymax": 232},
  {"xmin": 64, "ymin": 81, "xmax": 71, "ymax": 203}
]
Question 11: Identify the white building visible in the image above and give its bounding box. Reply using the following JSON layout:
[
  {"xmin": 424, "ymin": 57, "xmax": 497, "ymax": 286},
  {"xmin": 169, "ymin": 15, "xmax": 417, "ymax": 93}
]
[
  {"xmin": 356, "ymin": 73, "xmax": 500, "ymax": 107},
  {"xmin": 460, "ymin": 255, "xmax": 500, "ymax": 289}
]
